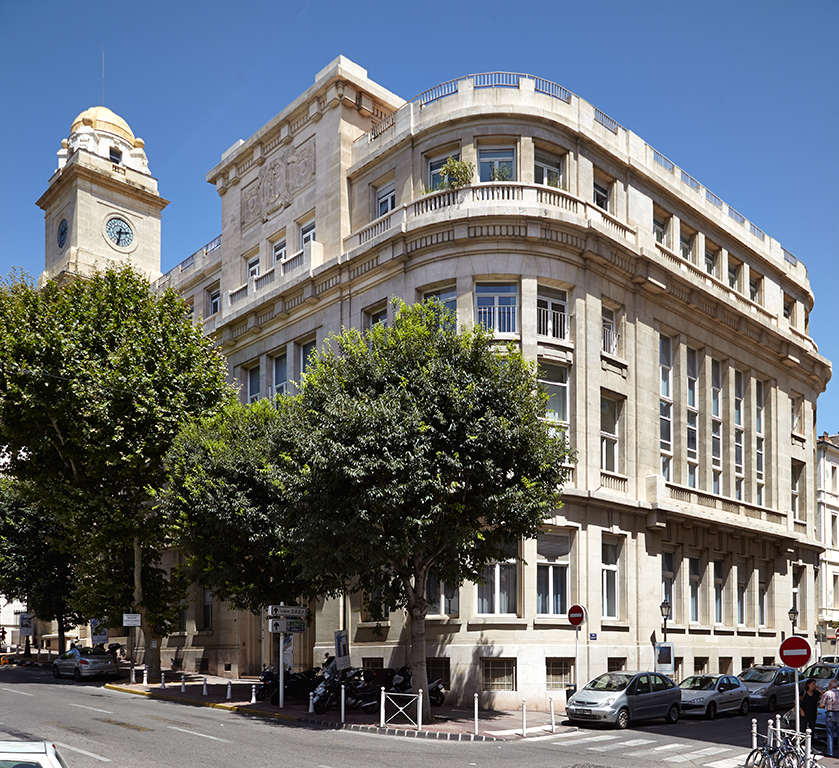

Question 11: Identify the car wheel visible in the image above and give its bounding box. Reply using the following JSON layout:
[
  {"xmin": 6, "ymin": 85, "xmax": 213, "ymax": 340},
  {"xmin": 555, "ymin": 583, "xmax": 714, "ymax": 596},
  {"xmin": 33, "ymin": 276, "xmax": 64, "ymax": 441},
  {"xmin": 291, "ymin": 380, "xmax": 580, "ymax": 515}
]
[
  {"xmin": 740, "ymin": 697, "xmax": 750, "ymax": 715},
  {"xmin": 52, "ymin": 665, "xmax": 61, "ymax": 679},
  {"xmin": 615, "ymin": 708, "xmax": 630, "ymax": 729},
  {"xmin": 706, "ymin": 702, "xmax": 717, "ymax": 720},
  {"xmin": 73, "ymin": 667, "xmax": 82, "ymax": 682},
  {"xmin": 767, "ymin": 695, "xmax": 777, "ymax": 712},
  {"xmin": 665, "ymin": 704, "xmax": 680, "ymax": 724}
]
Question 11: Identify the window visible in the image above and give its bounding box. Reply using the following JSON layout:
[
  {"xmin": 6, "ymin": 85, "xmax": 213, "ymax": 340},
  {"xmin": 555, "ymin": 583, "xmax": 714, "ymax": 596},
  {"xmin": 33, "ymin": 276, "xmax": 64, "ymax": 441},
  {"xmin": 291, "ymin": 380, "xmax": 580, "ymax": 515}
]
[
  {"xmin": 662, "ymin": 552, "xmax": 674, "ymax": 610},
  {"xmin": 755, "ymin": 380, "xmax": 765, "ymax": 505},
  {"xmin": 783, "ymin": 294, "xmax": 795, "ymax": 323},
  {"xmin": 208, "ymin": 288, "xmax": 221, "ymax": 316},
  {"xmin": 791, "ymin": 394, "xmax": 803, "ymax": 434},
  {"xmin": 202, "ymin": 588, "xmax": 213, "ymax": 630},
  {"xmin": 607, "ymin": 657, "xmax": 626, "ymax": 672},
  {"xmin": 301, "ymin": 220, "xmax": 316, "ymax": 247},
  {"xmin": 602, "ymin": 306, "xmax": 618, "ymax": 354},
  {"xmin": 367, "ymin": 305, "xmax": 387, "ymax": 328},
  {"xmin": 534, "ymin": 151, "xmax": 561, "ymax": 188},
  {"xmin": 273, "ymin": 239, "xmax": 287, "ymax": 264},
  {"xmin": 689, "ymin": 557, "xmax": 701, "ymax": 623},
  {"xmin": 737, "ymin": 571, "xmax": 747, "ymax": 625},
  {"xmin": 833, "ymin": 514, "xmax": 838, "ymax": 547},
  {"xmin": 538, "ymin": 364, "xmax": 569, "ymax": 439},
  {"xmin": 272, "ymin": 354, "xmax": 287, "ymax": 397},
  {"xmin": 247, "ymin": 365, "xmax": 260, "ymax": 403},
  {"xmin": 758, "ymin": 567, "xmax": 768, "ymax": 626},
  {"xmin": 429, "ymin": 152, "xmax": 459, "ymax": 190},
  {"xmin": 426, "ymin": 658, "xmax": 451, "ymax": 689},
  {"xmin": 687, "ymin": 348, "xmax": 699, "ymax": 487},
  {"xmin": 481, "ymin": 658, "xmax": 516, "ymax": 691},
  {"xmin": 791, "ymin": 460, "xmax": 804, "ymax": 520},
  {"xmin": 705, "ymin": 250, "xmax": 717, "ymax": 277},
  {"xmin": 749, "ymin": 274, "xmax": 762, "ymax": 303},
  {"xmin": 728, "ymin": 261, "xmax": 741, "ymax": 291},
  {"xmin": 423, "ymin": 287, "xmax": 457, "ymax": 316},
  {"xmin": 537, "ymin": 532, "xmax": 570, "ymax": 615},
  {"xmin": 680, "ymin": 234, "xmax": 692, "ymax": 262},
  {"xmin": 537, "ymin": 288, "xmax": 569, "ymax": 340},
  {"xmin": 602, "ymin": 540, "xmax": 620, "ymax": 618},
  {"xmin": 477, "ymin": 542, "xmax": 518, "ymax": 615},
  {"xmin": 601, "ymin": 396, "xmax": 619, "ymax": 473},
  {"xmin": 300, "ymin": 340, "xmax": 316, "ymax": 377},
  {"xmin": 735, "ymin": 371, "xmax": 744, "ymax": 495},
  {"xmin": 247, "ymin": 256, "xmax": 260, "ymax": 278},
  {"xmin": 792, "ymin": 567, "xmax": 802, "ymax": 629},
  {"xmin": 653, "ymin": 217, "xmax": 667, "ymax": 245},
  {"xmin": 362, "ymin": 658, "xmax": 384, "ymax": 670},
  {"xmin": 361, "ymin": 585, "xmax": 391, "ymax": 622},
  {"xmin": 109, "ymin": 146, "xmax": 122, "ymax": 164},
  {"xmin": 479, "ymin": 147, "xmax": 515, "ymax": 182},
  {"xmin": 714, "ymin": 560, "xmax": 724, "ymax": 624},
  {"xmin": 426, "ymin": 572, "xmax": 459, "ymax": 616},
  {"xmin": 660, "ymin": 336, "xmax": 673, "ymax": 480},
  {"xmin": 376, "ymin": 183, "xmax": 396, "ymax": 217},
  {"xmin": 712, "ymin": 359, "xmax": 722, "ymax": 493},
  {"xmin": 593, "ymin": 180, "xmax": 609, "ymax": 211},
  {"xmin": 546, "ymin": 659, "xmax": 573, "ymax": 690},
  {"xmin": 475, "ymin": 283, "xmax": 518, "ymax": 334}
]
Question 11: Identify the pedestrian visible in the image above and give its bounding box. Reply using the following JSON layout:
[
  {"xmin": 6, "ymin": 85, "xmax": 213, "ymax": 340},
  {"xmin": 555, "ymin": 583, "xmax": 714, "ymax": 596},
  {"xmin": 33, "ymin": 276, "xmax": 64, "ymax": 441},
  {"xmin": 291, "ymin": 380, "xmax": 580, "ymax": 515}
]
[
  {"xmin": 820, "ymin": 678, "xmax": 839, "ymax": 757},
  {"xmin": 800, "ymin": 678, "xmax": 820, "ymax": 734}
]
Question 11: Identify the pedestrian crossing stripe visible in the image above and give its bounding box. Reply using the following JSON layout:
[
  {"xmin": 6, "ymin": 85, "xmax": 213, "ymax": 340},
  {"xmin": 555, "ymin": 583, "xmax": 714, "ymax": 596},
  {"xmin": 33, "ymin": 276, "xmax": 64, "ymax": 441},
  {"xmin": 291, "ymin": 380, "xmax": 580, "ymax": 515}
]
[{"xmin": 588, "ymin": 738, "xmax": 656, "ymax": 751}]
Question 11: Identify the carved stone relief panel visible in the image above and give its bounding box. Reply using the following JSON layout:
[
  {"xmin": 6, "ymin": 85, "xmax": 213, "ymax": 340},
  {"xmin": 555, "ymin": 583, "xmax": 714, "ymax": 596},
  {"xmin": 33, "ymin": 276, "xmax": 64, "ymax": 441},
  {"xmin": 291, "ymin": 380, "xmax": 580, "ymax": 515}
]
[{"xmin": 240, "ymin": 137, "xmax": 316, "ymax": 228}]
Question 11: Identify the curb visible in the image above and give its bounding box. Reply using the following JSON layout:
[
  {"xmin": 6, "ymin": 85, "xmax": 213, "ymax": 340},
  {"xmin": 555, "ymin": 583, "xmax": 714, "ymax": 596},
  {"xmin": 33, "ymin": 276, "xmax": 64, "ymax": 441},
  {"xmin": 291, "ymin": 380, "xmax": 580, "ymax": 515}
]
[{"xmin": 104, "ymin": 683, "xmax": 501, "ymax": 740}]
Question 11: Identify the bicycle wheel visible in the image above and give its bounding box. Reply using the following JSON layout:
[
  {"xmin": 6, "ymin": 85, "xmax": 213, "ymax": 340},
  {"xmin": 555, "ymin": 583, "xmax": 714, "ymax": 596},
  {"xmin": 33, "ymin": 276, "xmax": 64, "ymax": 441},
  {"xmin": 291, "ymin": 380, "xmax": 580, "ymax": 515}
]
[{"xmin": 744, "ymin": 747, "xmax": 774, "ymax": 768}]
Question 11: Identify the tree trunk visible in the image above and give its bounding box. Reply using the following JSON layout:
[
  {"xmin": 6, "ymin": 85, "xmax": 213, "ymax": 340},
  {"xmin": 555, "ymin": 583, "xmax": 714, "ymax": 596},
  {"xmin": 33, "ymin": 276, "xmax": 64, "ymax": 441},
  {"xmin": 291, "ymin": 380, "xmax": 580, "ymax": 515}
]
[
  {"xmin": 408, "ymin": 600, "xmax": 431, "ymax": 722},
  {"xmin": 132, "ymin": 536, "xmax": 162, "ymax": 681},
  {"xmin": 57, "ymin": 614, "xmax": 65, "ymax": 656}
]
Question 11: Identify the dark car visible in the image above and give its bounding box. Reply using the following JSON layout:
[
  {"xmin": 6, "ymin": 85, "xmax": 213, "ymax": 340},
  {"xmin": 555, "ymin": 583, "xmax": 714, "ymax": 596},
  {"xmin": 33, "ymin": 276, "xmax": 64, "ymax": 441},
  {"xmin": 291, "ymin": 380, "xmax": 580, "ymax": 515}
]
[
  {"xmin": 566, "ymin": 671, "xmax": 681, "ymax": 729},
  {"xmin": 738, "ymin": 665, "xmax": 800, "ymax": 711}
]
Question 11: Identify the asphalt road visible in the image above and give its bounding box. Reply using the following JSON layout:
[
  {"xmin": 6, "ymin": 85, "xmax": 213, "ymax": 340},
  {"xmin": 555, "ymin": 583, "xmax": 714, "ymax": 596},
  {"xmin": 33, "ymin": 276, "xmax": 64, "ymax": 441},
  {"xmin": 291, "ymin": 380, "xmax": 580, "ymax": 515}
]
[{"xmin": 0, "ymin": 665, "xmax": 794, "ymax": 768}]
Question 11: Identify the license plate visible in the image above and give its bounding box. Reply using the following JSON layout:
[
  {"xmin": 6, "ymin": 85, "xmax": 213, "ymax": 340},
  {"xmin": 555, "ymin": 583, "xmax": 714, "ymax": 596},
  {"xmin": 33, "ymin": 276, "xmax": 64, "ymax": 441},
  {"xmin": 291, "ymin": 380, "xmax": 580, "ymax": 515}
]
[{"xmin": 578, "ymin": 708, "xmax": 591, "ymax": 714}]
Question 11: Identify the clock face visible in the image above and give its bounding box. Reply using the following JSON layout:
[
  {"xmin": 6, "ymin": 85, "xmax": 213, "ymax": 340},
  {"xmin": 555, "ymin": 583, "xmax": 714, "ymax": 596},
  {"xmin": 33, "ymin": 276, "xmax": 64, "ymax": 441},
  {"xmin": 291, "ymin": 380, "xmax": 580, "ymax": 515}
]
[
  {"xmin": 57, "ymin": 219, "xmax": 68, "ymax": 249},
  {"xmin": 106, "ymin": 217, "xmax": 133, "ymax": 247}
]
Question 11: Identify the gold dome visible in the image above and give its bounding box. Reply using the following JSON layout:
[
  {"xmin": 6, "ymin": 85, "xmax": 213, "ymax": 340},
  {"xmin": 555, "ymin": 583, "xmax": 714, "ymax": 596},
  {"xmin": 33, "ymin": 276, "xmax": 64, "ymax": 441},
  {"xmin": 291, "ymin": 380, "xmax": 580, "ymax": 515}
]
[{"xmin": 70, "ymin": 106, "xmax": 135, "ymax": 143}]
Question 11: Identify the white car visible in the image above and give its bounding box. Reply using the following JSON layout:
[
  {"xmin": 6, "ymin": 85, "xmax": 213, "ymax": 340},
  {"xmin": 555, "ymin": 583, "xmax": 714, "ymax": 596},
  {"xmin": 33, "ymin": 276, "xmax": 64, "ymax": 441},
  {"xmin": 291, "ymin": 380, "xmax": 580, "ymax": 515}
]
[
  {"xmin": 53, "ymin": 646, "xmax": 118, "ymax": 681},
  {"xmin": 0, "ymin": 741, "xmax": 70, "ymax": 767}
]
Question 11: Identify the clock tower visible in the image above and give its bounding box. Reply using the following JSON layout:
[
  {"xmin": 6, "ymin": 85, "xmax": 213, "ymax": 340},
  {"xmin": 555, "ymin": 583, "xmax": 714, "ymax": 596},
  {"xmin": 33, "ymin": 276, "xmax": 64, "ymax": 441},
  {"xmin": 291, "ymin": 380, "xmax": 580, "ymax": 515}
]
[{"xmin": 36, "ymin": 106, "xmax": 168, "ymax": 286}]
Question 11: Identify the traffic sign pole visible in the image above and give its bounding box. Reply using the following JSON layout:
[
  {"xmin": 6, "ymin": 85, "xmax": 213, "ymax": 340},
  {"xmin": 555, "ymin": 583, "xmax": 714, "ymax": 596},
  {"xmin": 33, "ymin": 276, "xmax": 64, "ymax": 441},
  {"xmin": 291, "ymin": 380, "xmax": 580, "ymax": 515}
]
[
  {"xmin": 567, "ymin": 605, "xmax": 587, "ymax": 691},
  {"xmin": 779, "ymin": 636, "xmax": 812, "ymax": 735}
]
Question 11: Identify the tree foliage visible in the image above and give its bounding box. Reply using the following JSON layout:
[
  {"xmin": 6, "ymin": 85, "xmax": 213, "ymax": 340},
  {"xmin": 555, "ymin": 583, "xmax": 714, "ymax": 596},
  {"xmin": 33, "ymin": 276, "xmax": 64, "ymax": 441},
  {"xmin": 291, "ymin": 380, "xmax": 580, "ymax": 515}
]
[{"xmin": 0, "ymin": 266, "xmax": 233, "ymax": 673}]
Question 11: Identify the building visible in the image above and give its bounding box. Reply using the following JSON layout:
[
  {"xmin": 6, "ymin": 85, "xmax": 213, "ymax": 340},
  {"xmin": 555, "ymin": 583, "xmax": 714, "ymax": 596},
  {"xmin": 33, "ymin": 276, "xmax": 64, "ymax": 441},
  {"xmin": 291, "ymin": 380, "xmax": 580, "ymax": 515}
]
[
  {"xmin": 40, "ymin": 57, "xmax": 832, "ymax": 709},
  {"xmin": 817, "ymin": 434, "xmax": 839, "ymax": 656}
]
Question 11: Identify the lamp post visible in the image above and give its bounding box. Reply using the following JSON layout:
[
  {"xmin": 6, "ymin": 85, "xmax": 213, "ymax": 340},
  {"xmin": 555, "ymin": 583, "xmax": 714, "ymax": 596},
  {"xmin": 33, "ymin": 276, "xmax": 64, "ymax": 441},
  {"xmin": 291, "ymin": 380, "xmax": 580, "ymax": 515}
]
[
  {"xmin": 660, "ymin": 598, "xmax": 672, "ymax": 644},
  {"xmin": 789, "ymin": 606, "xmax": 799, "ymax": 636}
]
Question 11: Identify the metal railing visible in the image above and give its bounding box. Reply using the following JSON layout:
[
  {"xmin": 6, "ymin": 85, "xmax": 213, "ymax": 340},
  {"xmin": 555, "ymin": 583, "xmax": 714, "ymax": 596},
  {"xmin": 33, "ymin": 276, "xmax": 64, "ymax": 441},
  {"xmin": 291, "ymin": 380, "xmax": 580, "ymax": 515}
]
[
  {"xmin": 537, "ymin": 308, "xmax": 570, "ymax": 341},
  {"xmin": 476, "ymin": 304, "xmax": 518, "ymax": 334}
]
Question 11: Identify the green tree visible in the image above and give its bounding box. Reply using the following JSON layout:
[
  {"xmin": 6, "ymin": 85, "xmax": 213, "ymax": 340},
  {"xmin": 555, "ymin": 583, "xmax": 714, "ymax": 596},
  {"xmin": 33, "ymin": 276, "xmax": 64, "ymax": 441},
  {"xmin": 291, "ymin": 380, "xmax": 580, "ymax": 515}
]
[
  {"xmin": 287, "ymin": 300, "xmax": 571, "ymax": 715},
  {"xmin": 0, "ymin": 478, "xmax": 85, "ymax": 653},
  {"xmin": 0, "ymin": 267, "xmax": 233, "ymax": 678}
]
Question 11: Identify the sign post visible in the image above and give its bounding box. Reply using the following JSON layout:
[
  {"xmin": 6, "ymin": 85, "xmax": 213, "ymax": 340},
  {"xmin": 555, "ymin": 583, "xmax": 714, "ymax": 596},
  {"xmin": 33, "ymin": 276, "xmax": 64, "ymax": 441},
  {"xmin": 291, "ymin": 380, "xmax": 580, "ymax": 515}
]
[
  {"xmin": 568, "ymin": 605, "xmax": 587, "ymax": 690},
  {"xmin": 779, "ymin": 635, "xmax": 812, "ymax": 735},
  {"xmin": 266, "ymin": 606, "xmax": 307, "ymax": 709}
]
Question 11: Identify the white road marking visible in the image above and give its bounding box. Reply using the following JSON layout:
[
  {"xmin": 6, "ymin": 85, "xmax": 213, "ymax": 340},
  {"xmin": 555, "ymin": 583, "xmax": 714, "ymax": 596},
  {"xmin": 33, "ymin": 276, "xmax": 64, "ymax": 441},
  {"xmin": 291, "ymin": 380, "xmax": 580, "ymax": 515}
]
[
  {"xmin": 664, "ymin": 746, "xmax": 731, "ymax": 762},
  {"xmin": 53, "ymin": 742, "xmax": 111, "ymax": 762},
  {"xmin": 168, "ymin": 725, "xmax": 231, "ymax": 743},
  {"xmin": 1, "ymin": 687, "xmax": 33, "ymax": 695},
  {"xmin": 588, "ymin": 737, "xmax": 656, "ymax": 751},
  {"xmin": 551, "ymin": 734, "xmax": 621, "ymax": 745},
  {"xmin": 704, "ymin": 757, "xmax": 752, "ymax": 768},
  {"xmin": 626, "ymin": 743, "xmax": 686, "ymax": 756},
  {"xmin": 69, "ymin": 703, "xmax": 114, "ymax": 714}
]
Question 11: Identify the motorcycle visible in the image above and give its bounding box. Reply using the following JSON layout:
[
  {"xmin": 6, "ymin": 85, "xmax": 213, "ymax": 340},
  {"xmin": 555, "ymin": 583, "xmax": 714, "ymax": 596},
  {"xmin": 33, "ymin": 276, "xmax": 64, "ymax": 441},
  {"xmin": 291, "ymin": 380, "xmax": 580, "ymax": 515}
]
[
  {"xmin": 388, "ymin": 665, "xmax": 445, "ymax": 706},
  {"xmin": 256, "ymin": 665, "xmax": 278, "ymax": 702},
  {"xmin": 312, "ymin": 663, "xmax": 380, "ymax": 715}
]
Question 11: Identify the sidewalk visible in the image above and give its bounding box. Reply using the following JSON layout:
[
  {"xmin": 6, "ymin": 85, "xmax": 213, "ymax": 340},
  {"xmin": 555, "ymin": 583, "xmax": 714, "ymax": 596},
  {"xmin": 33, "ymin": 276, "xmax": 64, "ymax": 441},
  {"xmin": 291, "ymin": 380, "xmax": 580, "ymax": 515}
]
[{"xmin": 104, "ymin": 670, "xmax": 574, "ymax": 742}]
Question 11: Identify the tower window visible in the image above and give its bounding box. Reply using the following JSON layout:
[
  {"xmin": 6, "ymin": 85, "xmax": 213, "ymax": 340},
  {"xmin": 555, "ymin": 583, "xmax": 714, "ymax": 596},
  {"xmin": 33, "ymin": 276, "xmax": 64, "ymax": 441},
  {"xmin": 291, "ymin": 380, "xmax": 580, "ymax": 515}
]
[{"xmin": 110, "ymin": 147, "xmax": 123, "ymax": 165}]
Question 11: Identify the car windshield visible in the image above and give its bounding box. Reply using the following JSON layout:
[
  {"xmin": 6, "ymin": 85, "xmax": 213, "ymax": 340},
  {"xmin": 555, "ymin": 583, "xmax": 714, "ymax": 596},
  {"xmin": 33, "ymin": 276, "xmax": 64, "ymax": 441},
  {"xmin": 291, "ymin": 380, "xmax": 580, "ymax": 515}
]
[
  {"xmin": 79, "ymin": 647, "xmax": 109, "ymax": 657},
  {"xmin": 804, "ymin": 666, "xmax": 836, "ymax": 680},
  {"xmin": 583, "ymin": 673, "xmax": 633, "ymax": 692},
  {"xmin": 679, "ymin": 676, "xmax": 716, "ymax": 691},
  {"xmin": 740, "ymin": 668, "xmax": 776, "ymax": 683}
]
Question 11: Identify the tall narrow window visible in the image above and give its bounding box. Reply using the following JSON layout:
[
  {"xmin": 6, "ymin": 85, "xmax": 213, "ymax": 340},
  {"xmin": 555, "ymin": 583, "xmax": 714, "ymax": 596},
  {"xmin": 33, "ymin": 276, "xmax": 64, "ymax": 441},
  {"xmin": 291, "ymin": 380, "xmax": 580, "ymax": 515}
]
[
  {"xmin": 791, "ymin": 460, "xmax": 804, "ymax": 520},
  {"xmin": 792, "ymin": 567, "xmax": 802, "ymax": 629},
  {"xmin": 602, "ymin": 306, "xmax": 618, "ymax": 354},
  {"xmin": 247, "ymin": 365, "xmax": 260, "ymax": 403},
  {"xmin": 537, "ymin": 533, "xmax": 570, "ymax": 615},
  {"xmin": 428, "ymin": 152, "xmax": 460, "ymax": 190},
  {"xmin": 689, "ymin": 557, "xmax": 701, "ymax": 623},
  {"xmin": 537, "ymin": 289, "xmax": 569, "ymax": 340},
  {"xmin": 687, "ymin": 348, "xmax": 699, "ymax": 487},
  {"xmin": 662, "ymin": 552, "xmax": 674, "ymax": 609},
  {"xmin": 712, "ymin": 359, "xmax": 722, "ymax": 494},
  {"xmin": 680, "ymin": 234, "xmax": 692, "ymax": 262},
  {"xmin": 475, "ymin": 284, "xmax": 518, "ymax": 334},
  {"xmin": 602, "ymin": 541, "xmax": 620, "ymax": 618},
  {"xmin": 755, "ymin": 380, "xmax": 765, "ymax": 505},
  {"xmin": 714, "ymin": 560, "xmax": 724, "ymax": 624},
  {"xmin": 538, "ymin": 364, "xmax": 569, "ymax": 442},
  {"xmin": 247, "ymin": 256, "xmax": 260, "ymax": 278},
  {"xmin": 593, "ymin": 181, "xmax": 609, "ymax": 211},
  {"xmin": 300, "ymin": 340, "xmax": 316, "ymax": 377},
  {"xmin": 601, "ymin": 397, "xmax": 619, "ymax": 473},
  {"xmin": 660, "ymin": 336, "xmax": 673, "ymax": 480},
  {"xmin": 705, "ymin": 250, "xmax": 717, "ymax": 277},
  {"xmin": 272, "ymin": 355, "xmax": 287, "ymax": 397},
  {"xmin": 737, "ymin": 573, "xmax": 747, "ymax": 625},
  {"xmin": 273, "ymin": 239, "xmax": 287, "ymax": 264},
  {"xmin": 202, "ymin": 588, "xmax": 213, "ymax": 630},
  {"xmin": 653, "ymin": 218, "xmax": 667, "ymax": 245},
  {"xmin": 758, "ymin": 568, "xmax": 768, "ymax": 627},
  {"xmin": 376, "ymin": 183, "xmax": 396, "ymax": 217},
  {"xmin": 427, "ymin": 572, "xmax": 459, "ymax": 616},
  {"xmin": 534, "ymin": 152, "xmax": 561, "ymax": 187},
  {"xmin": 209, "ymin": 288, "xmax": 221, "ymax": 316},
  {"xmin": 423, "ymin": 287, "xmax": 457, "ymax": 316},
  {"xmin": 734, "ymin": 371, "xmax": 744, "ymax": 499},
  {"xmin": 477, "ymin": 542, "xmax": 518, "ymax": 615},
  {"xmin": 301, "ymin": 220, "xmax": 316, "ymax": 246}
]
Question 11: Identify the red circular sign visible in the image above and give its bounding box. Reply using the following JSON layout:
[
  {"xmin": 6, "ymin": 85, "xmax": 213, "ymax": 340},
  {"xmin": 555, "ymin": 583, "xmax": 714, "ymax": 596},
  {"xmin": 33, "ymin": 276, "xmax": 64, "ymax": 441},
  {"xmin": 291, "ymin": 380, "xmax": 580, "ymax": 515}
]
[
  {"xmin": 779, "ymin": 636, "xmax": 812, "ymax": 668},
  {"xmin": 568, "ymin": 604, "xmax": 587, "ymax": 626}
]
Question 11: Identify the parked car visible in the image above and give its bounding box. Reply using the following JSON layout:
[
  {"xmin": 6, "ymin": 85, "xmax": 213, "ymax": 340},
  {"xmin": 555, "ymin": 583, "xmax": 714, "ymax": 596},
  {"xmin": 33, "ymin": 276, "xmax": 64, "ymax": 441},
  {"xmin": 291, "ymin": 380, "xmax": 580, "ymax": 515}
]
[
  {"xmin": 801, "ymin": 662, "xmax": 839, "ymax": 692},
  {"xmin": 53, "ymin": 645, "xmax": 118, "ymax": 681},
  {"xmin": 0, "ymin": 741, "xmax": 70, "ymax": 767},
  {"xmin": 566, "ymin": 671, "xmax": 681, "ymax": 729},
  {"xmin": 738, "ymin": 665, "xmax": 800, "ymax": 711},
  {"xmin": 678, "ymin": 674, "xmax": 751, "ymax": 719},
  {"xmin": 819, "ymin": 656, "xmax": 839, "ymax": 664}
]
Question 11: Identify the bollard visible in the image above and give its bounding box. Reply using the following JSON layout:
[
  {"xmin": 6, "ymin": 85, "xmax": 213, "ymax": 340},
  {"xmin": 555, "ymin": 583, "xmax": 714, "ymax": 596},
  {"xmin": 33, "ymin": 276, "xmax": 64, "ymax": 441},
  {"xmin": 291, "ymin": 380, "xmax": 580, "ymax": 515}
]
[
  {"xmin": 550, "ymin": 696, "xmax": 556, "ymax": 733},
  {"xmin": 418, "ymin": 689, "xmax": 423, "ymax": 732},
  {"xmin": 474, "ymin": 692, "xmax": 479, "ymax": 736},
  {"xmin": 340, "ymin": 684, "xmax": 346, "ymax": 724},
  {"xmin": 203, "ymin": 677, "xmax": 208, "ymax": 696},
  {"xmin": 181, "ymin": 674, "xmax": 186, "ymax": 693},
  {"xmin": 161, "ymin": 671, "xmax": 165, "ymax": 690},
  {"xmin": 226, "ymin": 680, "xmax": 232, "ymax": 701},
  {"xmin": 251, "ymin": 684, "xmax": 257, "ymax": 705},
  {"xmin": 806, "ymin": 728, "xmax": 812, "ymax": 764},
  {"xmin": 522, "ymin": 699, "xmax": 527, "ymax": 738},
  {"xmin": 309, "ymin": 691, "xmax": 314, "ymax": 714},
  {"xmin": 751, "ymin": 718, "xmax": 758, "ymax": 750},
  {"xmin": 142, "ymin": 667, "xmax": 148, "ymax": 686},
  {"xmin": 775, "ymin": 714, "xmax": 782, "ymax": 747},
  {"xmin": 379, "ymin": 687, "xmax": 385, "ymax": 728},
  {"xmin": 131, "ymin": 664, "xmax": 136, "ymax": 684},
  {"xmin": 767, "ymin": 719, "xmax": 774, "ymax": 748}
]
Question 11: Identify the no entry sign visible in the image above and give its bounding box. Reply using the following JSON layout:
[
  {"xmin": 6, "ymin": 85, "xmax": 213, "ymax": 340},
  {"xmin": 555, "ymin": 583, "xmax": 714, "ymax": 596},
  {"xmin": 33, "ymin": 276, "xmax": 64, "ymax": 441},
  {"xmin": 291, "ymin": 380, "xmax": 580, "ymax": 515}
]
[
  {"xmin": 779, "ymin": 636, "xmax": 812, "ymax": 668},
  {"xmin": 568, "ymin": 604, "xmax": 587, "ymax": 627}
]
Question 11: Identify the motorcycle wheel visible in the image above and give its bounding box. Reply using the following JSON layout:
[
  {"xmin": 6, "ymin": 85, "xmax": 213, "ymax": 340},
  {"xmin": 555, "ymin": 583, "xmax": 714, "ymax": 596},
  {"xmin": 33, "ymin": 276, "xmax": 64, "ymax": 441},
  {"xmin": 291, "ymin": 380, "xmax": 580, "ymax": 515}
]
[
  {"xmin": 430, "ymin": 689, "xmax": 445, "ymax": 707},
  {"xmin": 313, "ymin": 694, "xmax": 331, "ymax": 715},
  {"xmin": 361, "ymin": 699, "xmax": 380, "ymax": 715},
  {"xmin": 256, "ymin": 686, "xmax": 271, "ymax": 702}
]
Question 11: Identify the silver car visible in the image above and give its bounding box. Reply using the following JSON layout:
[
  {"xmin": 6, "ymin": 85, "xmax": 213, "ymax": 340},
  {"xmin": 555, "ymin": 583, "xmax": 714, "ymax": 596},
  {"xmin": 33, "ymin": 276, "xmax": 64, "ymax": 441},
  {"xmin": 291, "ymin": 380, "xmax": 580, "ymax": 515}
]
[
  {"xmin": 53, "ymin": 646, "xmax": 118, "ymax": 681},
  {"xmin": 679, "ymin": 674, "xmax": 751, "ymax": 719},
  {"xmin": 738, "ymin": 665, "xmax": 799, "ymax": 711},
  {"xmin": 0, "ymin": 741, "xmax": 70, "ymax": 767},
  {"xmin": 566, "ymin": 671, "xmax": 681, "ymax": 729}
]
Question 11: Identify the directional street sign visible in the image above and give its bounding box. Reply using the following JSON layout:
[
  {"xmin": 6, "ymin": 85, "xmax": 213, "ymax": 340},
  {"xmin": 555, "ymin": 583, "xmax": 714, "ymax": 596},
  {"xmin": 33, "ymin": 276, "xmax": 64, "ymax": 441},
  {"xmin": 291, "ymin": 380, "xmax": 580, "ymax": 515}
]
[
  {"xmin": 779, "ymin": 636, "xmax": 812, "ymax": 668},
  {"xmin": 268, "ymin": 618, "xmax": 306, "ymax": 633},
  {"xmin": 267, "ymin": 605, "xmax": 307, "ymax": 618}
]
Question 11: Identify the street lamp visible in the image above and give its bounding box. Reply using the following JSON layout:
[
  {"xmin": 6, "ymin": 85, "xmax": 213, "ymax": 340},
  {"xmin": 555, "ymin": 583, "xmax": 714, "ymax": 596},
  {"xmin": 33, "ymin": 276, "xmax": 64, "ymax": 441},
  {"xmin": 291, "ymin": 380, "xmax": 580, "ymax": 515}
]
[
  {"xmin": 660, "ymin": 598, "xmax": 672, "ymax": 644},
  {"xmin": 789, "ymin": 606, "xmax": 799, "ymax": 635}
]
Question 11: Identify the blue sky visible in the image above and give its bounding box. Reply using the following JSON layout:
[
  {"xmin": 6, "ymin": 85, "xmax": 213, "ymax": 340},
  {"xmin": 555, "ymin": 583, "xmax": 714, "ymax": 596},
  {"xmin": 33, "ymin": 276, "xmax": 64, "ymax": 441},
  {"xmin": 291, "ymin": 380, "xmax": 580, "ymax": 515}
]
[{"xmin": 2, "ymin": 0, "xmax": 838, "ymax": 424}]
